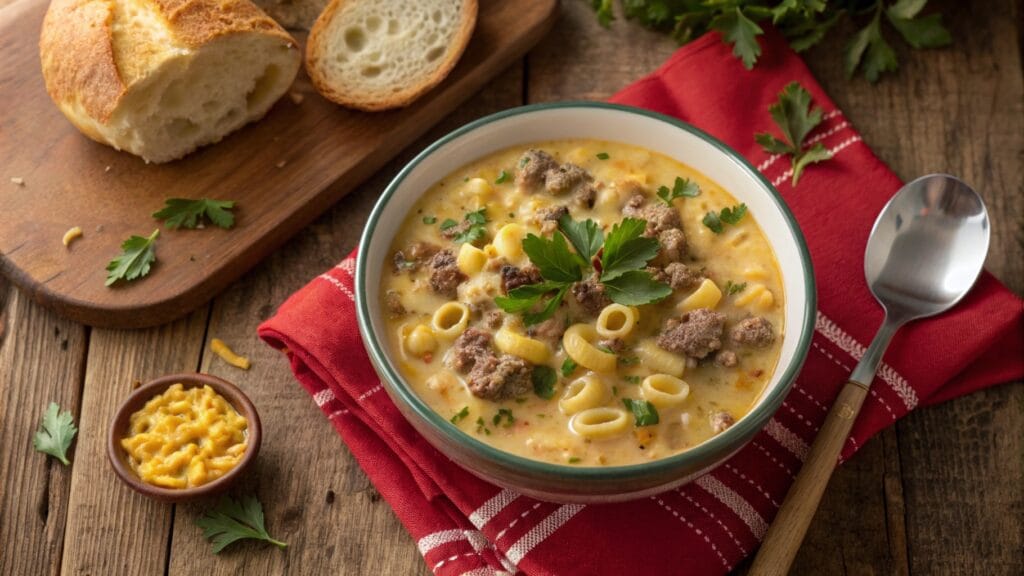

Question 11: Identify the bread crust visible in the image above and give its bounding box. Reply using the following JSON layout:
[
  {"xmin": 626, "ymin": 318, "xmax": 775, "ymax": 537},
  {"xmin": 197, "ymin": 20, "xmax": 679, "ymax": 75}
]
[
  {"xmin": 40, "ymin": 0, "xmax": 298, "ymax": 125},
  {"xmin": 305, "ymin": 0, "xmax": 478, "ymax": 111}
]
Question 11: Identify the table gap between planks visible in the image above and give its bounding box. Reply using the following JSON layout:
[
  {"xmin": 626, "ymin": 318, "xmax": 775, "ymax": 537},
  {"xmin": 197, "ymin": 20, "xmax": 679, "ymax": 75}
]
[{"xmin": 0, "ymin": 1, "xmax": 1020, "ymax": 575}]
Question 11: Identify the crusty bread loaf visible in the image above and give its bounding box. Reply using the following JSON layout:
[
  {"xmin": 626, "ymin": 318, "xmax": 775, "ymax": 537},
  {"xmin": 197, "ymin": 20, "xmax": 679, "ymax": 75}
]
[
  {"xmin": 40, "ymin": 0, "xmax": 302, "ymax": 163},
  {"xmin": 305, "ymin": 0, "xmax": 477, "ymax": 111}
]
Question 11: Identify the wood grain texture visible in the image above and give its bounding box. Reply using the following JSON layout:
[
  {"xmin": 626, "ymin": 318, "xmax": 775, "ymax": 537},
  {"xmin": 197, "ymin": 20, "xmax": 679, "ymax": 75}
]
[
  {"xmin": 0, "ymin": 0, "xmax": 556, "ymax": 329},
  {"xmin": 59, "ymin": 312, "xmax": 208, "ymax": 576},
  {"xmin": 751, "ymin": 382, "xmax": 869, "ymax": 575},
  {"xmin": 0, "ymin": 282, "xmax": 87, "ymax": 576}
]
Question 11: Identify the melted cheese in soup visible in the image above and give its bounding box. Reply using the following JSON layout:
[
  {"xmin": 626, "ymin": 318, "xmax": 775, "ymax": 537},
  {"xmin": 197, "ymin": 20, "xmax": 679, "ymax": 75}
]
[{"xmin": 380, "ymin": 140, "xmax": 784, "ymax": 466}]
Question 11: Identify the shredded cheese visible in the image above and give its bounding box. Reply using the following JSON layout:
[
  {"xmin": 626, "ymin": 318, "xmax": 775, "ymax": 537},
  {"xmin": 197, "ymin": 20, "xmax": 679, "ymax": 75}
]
[
  {"xmin": 62, "ymin": 226, "xmax": 83, "ymax": 247},
  {"xmin": 10, "ymin": 177, "xmax": 24, "ymax": 186},
  {"xmin": 210, "ymin": 338, "xmax": 251, "ymax": 370}
]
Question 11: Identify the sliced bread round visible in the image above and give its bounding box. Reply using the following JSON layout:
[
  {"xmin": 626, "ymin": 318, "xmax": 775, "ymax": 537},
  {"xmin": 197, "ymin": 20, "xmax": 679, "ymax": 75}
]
[{"xmin": 305, "ymin": 0, "xmax": 478, "ymax": 111}]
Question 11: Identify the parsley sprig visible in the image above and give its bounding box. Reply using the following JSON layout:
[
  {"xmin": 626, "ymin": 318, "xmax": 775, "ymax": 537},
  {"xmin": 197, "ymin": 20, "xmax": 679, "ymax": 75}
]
[
  {"xmin": 153, "ymin": 198, "xmax": 236, "ymax": 229},
  {"xmin": 590, "ymin": 0, "xmax": 951, "ymax": 83},
  {"xmin": 755, "ymin": 83, "xmax": 833, "ymax": 186},
  {"xmin": 657, "ymin": 177, "xmax": 700, "ymax": 206},
  {"xmin": 105, "ymin": 229, "xmax": 159, "ymax": 286},
  {"xmin": 33, "ymin": 403, "xmax": 77, "ymax": 465},
  {"xmin": 441, "ymin": 208, "xmax": 489, "ymax": 244},
  {"xmin": 703, "ymin": 204, "xmax": 748, "ymax": 234},
  {"xmin": 495, "ymin": 214, "xmax": 670, "ymax": 325},
  {"xmin": 196, "ymin": 495, "xmax": 287, "ymax": 553}
]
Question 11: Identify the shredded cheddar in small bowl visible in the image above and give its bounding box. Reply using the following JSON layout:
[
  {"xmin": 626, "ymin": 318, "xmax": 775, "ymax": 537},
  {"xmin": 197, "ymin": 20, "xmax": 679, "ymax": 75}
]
[
  {"xmin": 120, "ymin": 384, "xmax": 248, "ymax": 488},
  {"xmin": 108, "ymin": 374, "xmax": 261, "ymax": 502}
]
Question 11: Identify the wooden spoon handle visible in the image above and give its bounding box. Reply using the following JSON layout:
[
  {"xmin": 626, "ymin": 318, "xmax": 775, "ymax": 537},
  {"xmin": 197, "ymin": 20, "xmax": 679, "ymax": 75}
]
[{"xmin": 749, "ymin": 380, "xmax": 869, "ymax": 576}]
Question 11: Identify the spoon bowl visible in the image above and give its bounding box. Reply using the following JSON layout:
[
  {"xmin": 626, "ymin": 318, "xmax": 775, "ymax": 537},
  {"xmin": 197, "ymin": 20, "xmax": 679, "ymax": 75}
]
[{"xmin": 865, "ymin": 174, "xmax": 990, "ymax": 322}]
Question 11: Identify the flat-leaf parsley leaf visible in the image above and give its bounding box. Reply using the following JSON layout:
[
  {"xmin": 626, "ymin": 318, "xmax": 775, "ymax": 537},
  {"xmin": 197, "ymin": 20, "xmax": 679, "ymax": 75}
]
[
  {"xmin": 33, "ymin": 402, "xmax": 77, "ymax": 465},
  {"xmin": 196, "ymin": 495, "xmax": 287, "ymax": 554},
  {"xmin": 623, "ymin": 398, "xmax": 659, "ymax": 427},
  {"xmin": 656, "ymin": 176, "xmax": 700, "ymax": 206},
  {"xmin": 703, "ymin": 204, "xmax": 747, "ymax": 234},
  {"xmin": 755, "ymin": 82, "xmax": 832, "ymax": 186},
  {"xmin": 105, "ymin": 229, "xmax": 159, "ymax": 286},
  {"xmin": 153, "ymin": 198, "xmax": 236, "ymax": 229},
  {"xmin": 532, "ymin": 365, "xmax": 557, "ymax": 399}
]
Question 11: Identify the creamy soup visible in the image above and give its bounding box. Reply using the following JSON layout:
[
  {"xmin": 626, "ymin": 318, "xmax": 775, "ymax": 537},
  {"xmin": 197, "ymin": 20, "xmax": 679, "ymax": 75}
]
[{"xmin": 380, "ymin": 140, "xmax": 784, "ymax": 466}]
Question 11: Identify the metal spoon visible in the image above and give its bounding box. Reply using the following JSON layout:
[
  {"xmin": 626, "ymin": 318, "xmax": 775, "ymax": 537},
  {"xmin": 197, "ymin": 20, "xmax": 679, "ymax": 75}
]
[{"xmin": 750, "ymin": 174, "xmax": 990, "ymax": 575}]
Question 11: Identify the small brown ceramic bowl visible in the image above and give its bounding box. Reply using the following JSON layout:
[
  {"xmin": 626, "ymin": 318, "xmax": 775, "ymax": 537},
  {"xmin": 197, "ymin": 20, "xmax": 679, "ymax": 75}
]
[{"xmin": 108, "ymin": 373, "xmax": 262, "ymax": 503}]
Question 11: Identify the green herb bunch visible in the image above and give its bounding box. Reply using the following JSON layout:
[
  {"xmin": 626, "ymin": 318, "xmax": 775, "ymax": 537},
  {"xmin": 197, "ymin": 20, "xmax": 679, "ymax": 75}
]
[{"xmin": 590, "ymin": 0, "xmax": 951, "ymax": 83}]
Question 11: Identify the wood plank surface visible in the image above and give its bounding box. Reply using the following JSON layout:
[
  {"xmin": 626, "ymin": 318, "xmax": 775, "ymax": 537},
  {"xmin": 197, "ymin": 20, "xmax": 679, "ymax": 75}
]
[
  {"xmin": 0, "ymin": 0, "xmax": 1019, "ymax": 574},
  {"xmin": 0, "ymin": 0, "xmax": 556, "ymax": 329},
  {"xmin": 59, "ymin": 312, "xmax": 209, "ymax": 576},
  {"xmin": 0, "ymin": 280, "xmax": 87, "ymax": 576}
]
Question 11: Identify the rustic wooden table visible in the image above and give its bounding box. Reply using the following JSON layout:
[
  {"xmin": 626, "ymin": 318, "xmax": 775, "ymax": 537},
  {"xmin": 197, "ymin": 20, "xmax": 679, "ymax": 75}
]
[{"xmin": 1, "ymin": 1, "xmax": 1020, "ymax": 575}]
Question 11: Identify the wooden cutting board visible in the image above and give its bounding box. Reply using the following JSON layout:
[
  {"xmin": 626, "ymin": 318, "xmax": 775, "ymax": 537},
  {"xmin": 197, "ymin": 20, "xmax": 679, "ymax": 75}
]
[{"xmin": 0, "ymin": 0, "xmax": 557, "ymax": 328}]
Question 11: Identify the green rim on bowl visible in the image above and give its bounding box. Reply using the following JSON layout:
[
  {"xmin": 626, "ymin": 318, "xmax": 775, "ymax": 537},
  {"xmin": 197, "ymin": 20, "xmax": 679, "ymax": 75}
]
[{"xmin": 356, "ymin": 101, "xmax": 816, "ymax": 482}]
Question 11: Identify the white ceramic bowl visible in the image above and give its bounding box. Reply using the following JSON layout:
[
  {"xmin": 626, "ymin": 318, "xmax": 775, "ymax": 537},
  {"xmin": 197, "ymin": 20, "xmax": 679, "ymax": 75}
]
[{"xmin": 356, "ymin": 103, "xmax": 816, "ymax": 503}]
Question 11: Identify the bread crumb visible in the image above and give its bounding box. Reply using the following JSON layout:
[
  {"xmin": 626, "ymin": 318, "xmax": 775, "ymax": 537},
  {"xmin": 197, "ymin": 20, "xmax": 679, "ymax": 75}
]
[
  {"xmin": 276, "ymin": 160, "xmax": 287, "ymax": 168},
  {"xmin": 10, "ymin": 177, "xmax": 24, "ymax": 186},
  {"xmin": 104, "ymin": 166, "xmax": 111, "ymax": 172},
  {"xmin": 210, "ymin": 338, "xmax": 251, "ymax": 370},
  {"xmin": 62, "ymin": 226, "xmax": 83, "ymax": 247},
  {"xmin": 95, "ymin": 224, "xmax": 104, "ymax": 233},
  {"xmin": 289, "ymin": 91, "xmax": 304, "ymax": 104}
]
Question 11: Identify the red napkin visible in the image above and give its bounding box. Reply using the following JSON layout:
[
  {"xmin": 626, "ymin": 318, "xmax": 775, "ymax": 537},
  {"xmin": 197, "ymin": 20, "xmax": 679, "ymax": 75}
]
[{"xmin": 259, "ymin": 28, "xmax": 1024, "ymax": 576}]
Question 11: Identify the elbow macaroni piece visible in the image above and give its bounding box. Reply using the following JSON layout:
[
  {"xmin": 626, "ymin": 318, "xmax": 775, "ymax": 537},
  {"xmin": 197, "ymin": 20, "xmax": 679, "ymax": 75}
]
[
  {"xmin": 678, "ymin": 278, "xmax": 722, "ymax": 312},
  {"xmin": 493, "ymin": 223, "xmax": 526, "ymax": 260},
  {"xmin": 595, "ymin": 304, "xmax": 638, "ymax": 339},
  {"xmin": 431, "ymin": 302, "xmax": 470, "ymax": 339},
  {"xmin": 563, "ymin": 324, "xmax": 617, "ymax": 373},
  {"xmin": 635, "ymin": 339, "xmax": 686, "ymax": 378},
  {"xmin": 494, "ymin": 327, "xmax": 549, "ymax": 364},
  {"xmin": 570, "ymin": 407, "xmax": 630, "ymax": 439},
  {"xmin": 456, "ymin": 243, "xmax": 487, "ymax": 275},
  {"xmin": 559, "ymin": 375, "xmax": 608, "ymax": 415},
  {"xmin": 405, "ymin": 325, "xmax": 438, "ymax": 356},
  {"xmin": 641, "ymin": 374, "xmax": 690, "ymax": 408}
]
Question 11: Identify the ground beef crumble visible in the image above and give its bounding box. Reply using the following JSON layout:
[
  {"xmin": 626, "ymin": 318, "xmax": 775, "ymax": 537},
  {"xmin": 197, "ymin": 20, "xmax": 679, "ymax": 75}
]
[
  {"xmin": 730, "ymin": 316, "xmax": 775, "ymax": 348},
  {"xmin": 663, "ymin": 262, "xmax": 702, "ymax": 290},
  {"xmin": 544, "ymin": 163, "xmax": 591, "ymax": 195},
  {"xmin": 571, "ymin": 275, "xmax": 611, "ymax": 316},
  {"xmin": 393, "ymin": 241, "xmax": 440, "ymax": 272},
  {"xmin": 428, "ymin": 249, "xmax": 465, "ymax": 298},
  {"xmin": 466, "ymin": 354, "xmax": 532, "ymax": 400},
  {"xmin": 446, "ymin": 328, "xmax": 493, "ymax": 373},
  {"xmin": 515, "ymin": 150, "xmax": 559, "ymax": 189},
  {"xmin": 500, "ymin": 265, "xmax": 542, "ymax": 294},
  {"xmin": 654, "ymin": 228, "xmax": 687, "ymax": 265},
  {"xmin": 656, "ymin": 308, "xmax": 726, "ymax": 359}
]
